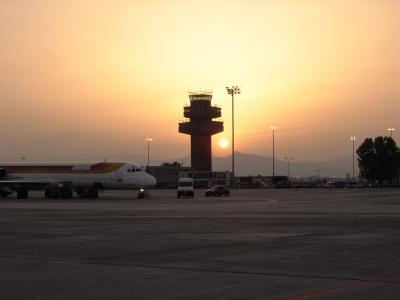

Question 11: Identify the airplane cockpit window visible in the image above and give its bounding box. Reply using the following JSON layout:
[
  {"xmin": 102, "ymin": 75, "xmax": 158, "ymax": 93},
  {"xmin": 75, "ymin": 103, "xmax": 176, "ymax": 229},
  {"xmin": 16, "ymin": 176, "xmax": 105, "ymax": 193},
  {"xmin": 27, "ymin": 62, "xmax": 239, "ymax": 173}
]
[{"xmin": 127, "ymin": 166, "xmax": 142, "ymax": 172}]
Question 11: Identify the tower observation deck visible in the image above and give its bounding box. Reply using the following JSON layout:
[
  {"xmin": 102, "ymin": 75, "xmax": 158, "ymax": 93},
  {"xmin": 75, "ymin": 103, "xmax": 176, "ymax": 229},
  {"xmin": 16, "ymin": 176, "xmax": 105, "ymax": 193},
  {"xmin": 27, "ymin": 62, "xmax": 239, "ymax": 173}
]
[{"xmin": 179, "ymin": 92, "xmax": 223, "ymax": 171}]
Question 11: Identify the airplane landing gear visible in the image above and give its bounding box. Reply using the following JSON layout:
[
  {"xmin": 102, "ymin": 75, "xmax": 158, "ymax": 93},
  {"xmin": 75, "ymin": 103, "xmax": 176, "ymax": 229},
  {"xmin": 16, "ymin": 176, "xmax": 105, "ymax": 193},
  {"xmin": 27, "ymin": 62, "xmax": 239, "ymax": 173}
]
[
  {"xmin": 0, "ymin": 190, "xmax": 11, "ymax": 198},
  {"xmin": 17, "ymin": 189, "xmax": 28, "ymax": 199},
  {"xmin": 77, "ymin": 187, "xmax": 99, "ymax": 199},
  {"xmin": 45, "ymin": 188, "xmax": 60, "ymax": 199},
  {"xmin": 45, "ymin": 183, "xmax": 73, "ymax": 199}
]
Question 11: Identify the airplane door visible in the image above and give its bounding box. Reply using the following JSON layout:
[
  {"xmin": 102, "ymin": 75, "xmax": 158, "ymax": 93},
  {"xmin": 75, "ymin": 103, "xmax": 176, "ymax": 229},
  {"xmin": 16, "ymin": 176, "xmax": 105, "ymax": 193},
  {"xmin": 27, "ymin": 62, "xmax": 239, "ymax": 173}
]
[{"xmin": 116, "ymin": 170, "xmax": 123, "ymax": 183}]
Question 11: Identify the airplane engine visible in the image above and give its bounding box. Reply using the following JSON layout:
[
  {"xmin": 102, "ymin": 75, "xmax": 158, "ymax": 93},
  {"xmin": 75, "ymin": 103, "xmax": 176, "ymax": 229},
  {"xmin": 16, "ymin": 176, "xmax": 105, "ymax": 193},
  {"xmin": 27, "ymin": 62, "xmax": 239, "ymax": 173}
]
[
  {"xmin": 0, "ymin": 186, "xmax": 12, "ymax": 197},
  {"xmin": 0, "ymin": 168, "xmax": 8, "ymax": 179},
  {"xmin": 0, "ymin": 169, "xmax": 12, "ymax": 197}
]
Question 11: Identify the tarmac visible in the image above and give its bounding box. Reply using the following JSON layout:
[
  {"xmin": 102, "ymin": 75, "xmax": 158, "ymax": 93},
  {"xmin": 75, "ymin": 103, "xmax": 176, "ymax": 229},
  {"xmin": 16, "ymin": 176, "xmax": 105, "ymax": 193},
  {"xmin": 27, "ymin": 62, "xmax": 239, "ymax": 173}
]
[{"xmin": 2, "ymin": 188, "xmax": 400, "ymax": 299}]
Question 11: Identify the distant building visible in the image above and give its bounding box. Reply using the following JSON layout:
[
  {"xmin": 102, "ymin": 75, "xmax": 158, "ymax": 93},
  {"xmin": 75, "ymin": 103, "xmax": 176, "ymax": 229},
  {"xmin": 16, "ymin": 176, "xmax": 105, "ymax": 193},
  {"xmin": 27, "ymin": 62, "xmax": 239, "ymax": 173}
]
[
  {"xmin": 146, "ymin": 165, "xmax": 192, "ymax": 188},
  {"xmin": 147, "ymin": 164, "xmax": 290, "ymax": 189},
  {"xmin": 178, "ymin": 171, "xmax": 288, "ymax": 189},
  {"xmin": 235, "ymin": 175, "xmax": 288, "ymax": 188},
  {"xmin": 179, "ymin": 170, "xmax": 232, "ymax": 188}
]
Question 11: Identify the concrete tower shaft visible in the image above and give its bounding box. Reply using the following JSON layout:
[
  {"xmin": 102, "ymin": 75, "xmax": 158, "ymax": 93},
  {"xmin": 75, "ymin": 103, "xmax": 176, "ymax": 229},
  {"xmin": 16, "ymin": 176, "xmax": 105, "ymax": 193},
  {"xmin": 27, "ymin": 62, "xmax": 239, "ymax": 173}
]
[{"xmin": 179, "ymin": 93, "xmax": 223, "ymax": 171}]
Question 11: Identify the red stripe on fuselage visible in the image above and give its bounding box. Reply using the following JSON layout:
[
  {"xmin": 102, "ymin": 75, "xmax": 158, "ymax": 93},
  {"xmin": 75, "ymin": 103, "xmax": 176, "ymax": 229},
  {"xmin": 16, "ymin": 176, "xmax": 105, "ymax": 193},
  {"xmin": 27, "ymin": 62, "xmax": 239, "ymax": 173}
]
[{"xmin": 0, "ymin": 163, "xmax": 125, "ymax": 174}]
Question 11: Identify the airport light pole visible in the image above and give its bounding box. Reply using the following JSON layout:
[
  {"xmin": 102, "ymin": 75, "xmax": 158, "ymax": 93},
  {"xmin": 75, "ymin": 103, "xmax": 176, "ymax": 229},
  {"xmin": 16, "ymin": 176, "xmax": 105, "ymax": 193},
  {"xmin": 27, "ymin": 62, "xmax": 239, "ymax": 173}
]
[
  {"xmin": 270, "ymin": 126, "xmax": 277, "ymax": 186},
  {"xmin": 145, "ymin": 138, "xmax": 152, "ymax": 168},
  {"xmin": 350, "ymin": 136, "xmax": 356, "ymax": 181},
  {"xmin": 284, "ymin": 156, "xmax": 294, "ymax": 178},
  {"xmin": 226, "ymin": 86, "xmax": 241, "ymax": 187},
  {"xmin": 387, "ymin": 128, "xmax": 395, "ymax": 138}
]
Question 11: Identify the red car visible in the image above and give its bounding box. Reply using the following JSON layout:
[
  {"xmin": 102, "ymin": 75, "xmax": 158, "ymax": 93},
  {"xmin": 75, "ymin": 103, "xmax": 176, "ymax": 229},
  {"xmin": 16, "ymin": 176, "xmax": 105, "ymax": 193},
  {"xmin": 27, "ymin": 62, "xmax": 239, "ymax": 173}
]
[{"xmin": 204, "ymin": 185, "xmax": 230, "ymax": 197}]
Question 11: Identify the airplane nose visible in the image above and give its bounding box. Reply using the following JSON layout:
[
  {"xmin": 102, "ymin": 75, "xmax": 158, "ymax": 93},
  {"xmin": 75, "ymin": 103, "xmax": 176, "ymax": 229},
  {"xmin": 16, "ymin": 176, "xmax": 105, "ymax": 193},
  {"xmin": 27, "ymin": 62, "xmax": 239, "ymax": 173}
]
[
  {"xmin": 143, "ymin": 173, "xmax": 156, "ymax": 187},
  {"xmin": 149, "ymin": 175, "xmax": 157, "ymax": 187}
]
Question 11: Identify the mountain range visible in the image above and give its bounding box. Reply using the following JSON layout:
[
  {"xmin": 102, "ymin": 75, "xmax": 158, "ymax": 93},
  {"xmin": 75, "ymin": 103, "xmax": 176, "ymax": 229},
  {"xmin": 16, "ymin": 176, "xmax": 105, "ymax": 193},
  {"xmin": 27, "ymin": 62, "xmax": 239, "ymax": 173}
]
[{"xmin": 212, "ymin": 152, "xmax": 357, "ymax": 178}]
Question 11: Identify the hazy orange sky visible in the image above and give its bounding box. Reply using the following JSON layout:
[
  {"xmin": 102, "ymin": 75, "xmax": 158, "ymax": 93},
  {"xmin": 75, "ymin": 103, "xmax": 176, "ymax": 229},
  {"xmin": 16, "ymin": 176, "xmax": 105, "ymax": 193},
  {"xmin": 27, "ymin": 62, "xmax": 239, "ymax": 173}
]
[{"xmin": 0, "ymin": 0, "xmax": 399, "ymax": 163}]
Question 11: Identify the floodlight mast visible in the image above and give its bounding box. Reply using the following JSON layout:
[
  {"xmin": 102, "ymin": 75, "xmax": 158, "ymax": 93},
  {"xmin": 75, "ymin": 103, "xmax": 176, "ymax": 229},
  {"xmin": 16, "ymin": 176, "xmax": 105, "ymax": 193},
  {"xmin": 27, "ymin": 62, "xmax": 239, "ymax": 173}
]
[
  {"xmin": 226, "ymin": 86, "xmax": 241, "ymax": 187},
  {"xmin": 387, "ymin": 128, "xmax": 395, "ymax": 138},
  {"xmin": 270, "ymin": 126, "xmax": 277, "ymax": 186},
  {"xmin": 145, "ymin": 138, "xmax": 153, "ymax": 167},
  {"xmin": 284, "ymin": 156, "xmax": 294, "ymax": 178},
  {"xmin": 350, "ymin": 136, "xmax": 356, "ymax": 180}
]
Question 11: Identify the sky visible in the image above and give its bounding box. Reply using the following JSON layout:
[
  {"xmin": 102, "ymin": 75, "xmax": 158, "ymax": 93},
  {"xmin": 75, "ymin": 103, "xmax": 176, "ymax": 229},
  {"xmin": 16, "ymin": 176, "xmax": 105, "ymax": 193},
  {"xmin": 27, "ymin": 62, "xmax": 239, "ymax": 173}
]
[{"xmin": 0, "ymin": 0, "xmax": 399, "ymax": 164}]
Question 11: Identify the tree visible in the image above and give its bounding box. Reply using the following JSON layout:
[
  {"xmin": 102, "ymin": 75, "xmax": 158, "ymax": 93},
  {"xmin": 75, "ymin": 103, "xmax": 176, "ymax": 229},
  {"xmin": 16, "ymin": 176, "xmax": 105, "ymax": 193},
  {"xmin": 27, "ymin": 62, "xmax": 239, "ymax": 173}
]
[
  {"xmin": 357, "ymin": 136, "xmax": 400, "ymax": 183},
  {"xmin": 161, "ymin": 161, "xmax": 182, "ymax": 167}
]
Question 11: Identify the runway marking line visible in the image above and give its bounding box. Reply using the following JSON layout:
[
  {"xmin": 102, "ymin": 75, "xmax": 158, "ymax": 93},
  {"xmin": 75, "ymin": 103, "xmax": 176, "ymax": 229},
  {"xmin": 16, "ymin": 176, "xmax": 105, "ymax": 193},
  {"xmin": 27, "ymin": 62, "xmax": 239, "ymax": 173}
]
[
  {"xmin": 278, "ymin": 280, "xmax": 368, "ymax": 300},
  {"xmin": 278, "ymin": 273, "xmax": 400, "ymax": 300}
]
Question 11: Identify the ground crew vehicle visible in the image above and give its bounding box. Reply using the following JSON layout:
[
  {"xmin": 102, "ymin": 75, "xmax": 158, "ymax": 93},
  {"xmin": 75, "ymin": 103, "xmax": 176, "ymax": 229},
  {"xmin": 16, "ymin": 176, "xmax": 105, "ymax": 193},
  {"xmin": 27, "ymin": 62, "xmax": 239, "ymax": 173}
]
[{"xmin": 177, "ymin": 178, "xmax": 194, "ymax": 198}]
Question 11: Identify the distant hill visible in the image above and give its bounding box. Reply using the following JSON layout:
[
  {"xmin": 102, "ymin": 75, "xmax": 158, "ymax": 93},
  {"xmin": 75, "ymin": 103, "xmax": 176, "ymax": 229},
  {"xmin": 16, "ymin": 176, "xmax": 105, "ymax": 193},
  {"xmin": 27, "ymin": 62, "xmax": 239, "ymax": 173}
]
[{"xmin": 210, "ymin": 152, "xmax": 357, "ymax": 178}]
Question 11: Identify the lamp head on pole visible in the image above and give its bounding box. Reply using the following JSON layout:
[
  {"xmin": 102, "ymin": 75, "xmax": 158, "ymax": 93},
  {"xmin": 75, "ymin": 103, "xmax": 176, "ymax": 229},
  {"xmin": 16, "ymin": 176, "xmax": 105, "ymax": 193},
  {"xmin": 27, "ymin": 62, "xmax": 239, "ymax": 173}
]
[
  {"xmin": 387, "ymin": 127, "xmax": 395, "ymax": 133},
  {"xmin": 145, "ymin": 138, "xmax": 153, "ymax": 142},
  {"xmin": 226, "ymin": 86, "xmax": 241, "ymax": 95},
  {"xmin": 270, "ymin": 126, "xmax": 277, "ymax": 131},
  {"xmin": 350, "ymin": 136, "xmax": 356, "ymax": 141}
]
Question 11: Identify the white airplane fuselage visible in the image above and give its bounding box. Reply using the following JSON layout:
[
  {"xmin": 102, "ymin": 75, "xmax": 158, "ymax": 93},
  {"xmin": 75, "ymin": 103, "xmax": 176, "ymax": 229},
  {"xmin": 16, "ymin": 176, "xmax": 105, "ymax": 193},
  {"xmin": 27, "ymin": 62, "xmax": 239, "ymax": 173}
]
[{"xmin": 0, "ymin": 162, "xmax": 157, "ymax": 190}]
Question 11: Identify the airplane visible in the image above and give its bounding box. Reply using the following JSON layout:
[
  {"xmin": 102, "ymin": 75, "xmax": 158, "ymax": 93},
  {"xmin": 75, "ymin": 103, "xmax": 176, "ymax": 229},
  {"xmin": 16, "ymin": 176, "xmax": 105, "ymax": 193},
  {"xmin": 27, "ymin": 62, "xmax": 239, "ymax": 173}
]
[{"xmin": 0, "ymin": 162, "xmax": 157, "ymax": 199}]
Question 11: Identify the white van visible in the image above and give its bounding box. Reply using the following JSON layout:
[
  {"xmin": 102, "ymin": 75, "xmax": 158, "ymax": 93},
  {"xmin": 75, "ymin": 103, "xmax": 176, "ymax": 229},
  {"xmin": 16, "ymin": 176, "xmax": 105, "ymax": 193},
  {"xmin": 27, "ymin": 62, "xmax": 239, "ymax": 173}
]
[{"xmin": 177, "ymin": 178, "xmax": 194, "ymax": 198}]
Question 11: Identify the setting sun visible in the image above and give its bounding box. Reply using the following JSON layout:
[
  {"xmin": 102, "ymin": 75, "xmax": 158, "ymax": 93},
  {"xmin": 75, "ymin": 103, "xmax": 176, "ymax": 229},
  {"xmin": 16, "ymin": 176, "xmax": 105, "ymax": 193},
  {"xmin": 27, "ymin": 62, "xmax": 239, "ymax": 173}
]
[{"xmin": 218, "ymin": 138, "xmax": 229, "ymax": 149}]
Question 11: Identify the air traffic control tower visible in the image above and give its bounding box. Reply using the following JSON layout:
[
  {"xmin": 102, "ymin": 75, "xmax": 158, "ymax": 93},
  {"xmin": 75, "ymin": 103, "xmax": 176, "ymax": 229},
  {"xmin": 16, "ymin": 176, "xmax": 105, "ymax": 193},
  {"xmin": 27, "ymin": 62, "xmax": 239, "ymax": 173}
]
[{"xmin": 179, "ymin": 92, "xmax": 223, "ymax": 171}]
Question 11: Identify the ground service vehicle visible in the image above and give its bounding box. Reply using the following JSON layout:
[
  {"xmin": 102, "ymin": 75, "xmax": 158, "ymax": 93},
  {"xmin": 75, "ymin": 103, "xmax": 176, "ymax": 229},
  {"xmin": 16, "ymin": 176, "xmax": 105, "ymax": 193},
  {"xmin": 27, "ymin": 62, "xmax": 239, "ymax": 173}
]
[
  {"xmin": 205, "ymin": 185, "xmax": 230, "ymax": 197},
  {"xmin": 177, "ymin": 178, "xmax": 194, "ymax": 198},
  {"xmin": 0, "ymin": 162, "xmax": 156, "ymax": 199}
]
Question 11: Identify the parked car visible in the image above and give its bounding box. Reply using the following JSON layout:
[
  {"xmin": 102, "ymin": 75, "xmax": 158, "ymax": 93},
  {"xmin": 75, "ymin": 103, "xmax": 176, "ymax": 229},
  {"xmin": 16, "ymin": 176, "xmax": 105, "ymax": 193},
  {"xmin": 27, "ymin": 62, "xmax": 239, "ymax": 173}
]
[{"xmin": 204, "ymin": 185, "xmax": 230, "ymax": 197}]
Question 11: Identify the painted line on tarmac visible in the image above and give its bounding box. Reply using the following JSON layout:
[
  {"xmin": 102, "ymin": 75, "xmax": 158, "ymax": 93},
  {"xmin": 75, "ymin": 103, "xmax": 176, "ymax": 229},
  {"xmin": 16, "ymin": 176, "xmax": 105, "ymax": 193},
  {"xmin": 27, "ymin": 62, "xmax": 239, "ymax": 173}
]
[
  {"xmin": 4, "ymin": 253, "xmax": 400, "ymax": 287},
  {"xmin": 234, "ymin": 196, "xmax": 280, "ymax": 202},
  {"xmin": 278, "ymin": 280, "xmax": 369, "ymax": 300},
  {"xmin": 278, "ymin": 272, "xmax": 400, "ymax": 300},
  {"xmin": 85, "ymin": 261, "xmax": 400, "ymax": 285}
]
